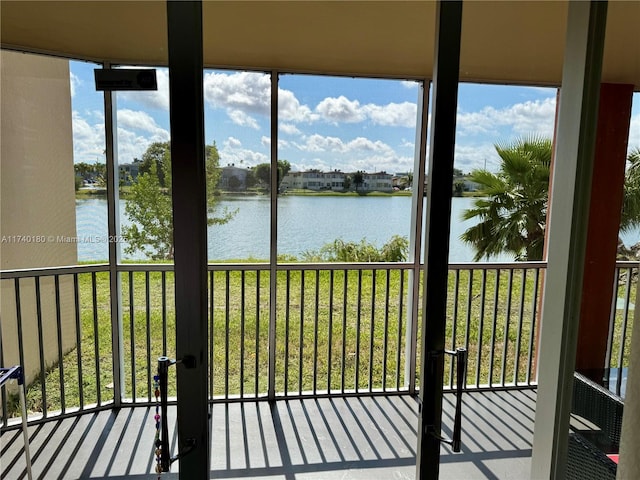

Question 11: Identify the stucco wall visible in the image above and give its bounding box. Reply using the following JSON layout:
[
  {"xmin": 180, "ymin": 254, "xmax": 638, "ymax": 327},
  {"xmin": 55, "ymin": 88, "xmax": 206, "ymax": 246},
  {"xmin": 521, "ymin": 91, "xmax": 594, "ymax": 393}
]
[{"xmin": 1, "ymin": 50, "xmax": 78, "ymax": 391}]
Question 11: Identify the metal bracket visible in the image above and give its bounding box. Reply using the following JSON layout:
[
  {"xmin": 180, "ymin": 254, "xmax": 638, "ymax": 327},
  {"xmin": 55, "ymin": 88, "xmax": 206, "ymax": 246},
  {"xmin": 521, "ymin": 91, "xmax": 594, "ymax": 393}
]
[{"xmin": 426, "ymin": 347, "xmax": 467, "ymax": 452}]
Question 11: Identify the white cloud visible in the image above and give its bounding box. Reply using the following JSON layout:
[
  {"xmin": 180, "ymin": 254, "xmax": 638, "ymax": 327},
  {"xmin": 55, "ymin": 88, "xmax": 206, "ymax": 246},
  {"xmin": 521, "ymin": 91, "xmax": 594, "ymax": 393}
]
[
  {"xmin": 457, "ymin": 97, "xmax": 557, "ymax": 138},
  {"xmin": 117, "ymin": 109, "xmax": 169, "ymax": 138},
  {"xmin": 204, "ymin": 71, "xmax": 271, "ymax": 115},
  {"xmin": 219, "ymin": 146, "xmax": 268, "ymax": 168},
  {"xmin": 72, "ymin": 111, "xmax": 105, "ymax": 163},
  {"xmin": 402, "ymin": 80, "xmax": 420, "ymax": 89},
  {"xmin": 312, "ymin": 96, "xmax": 416, "ymax": 128},
  {"xmin": 228, "ymin": 109, "xmax": 260, "ymax": 129},
  {"xmin": 202, "ymin": 71, "xmax": 319, "ymax": 127},
  {"xmin": 261, "ymin": 136, "xmax": 270, "ymax": 148},
  {"xmin": 363, "ymin": 102, "xmax": 417, "ymax": 127},
  {"xmin": 116, "ymin": 127, "xmax": 166, "ymax": 163},
  {"xmin": 315, "ymin": 96, "xmax": 365, "ymax": 123},
  {"xmin": 70, "ymin": 71, "xmax": 80, "ymax": 98},
  {"xmin": 279, "ymin": 123, "xmax": 301, "ymax": 135},
  {"xmin": 298, "ymin": 134, "xmax": 395, "ymax": 156},
  {"xmin": 120, "ymin": 68, "xmax": 170, "ymax": 111},
  {"xmin": 279, "ymin": 89, "xmax": 317, "ymax": 123},
  {"xmin": 225, "ymin": 136, "xmax": 242, "ymax": 148}
]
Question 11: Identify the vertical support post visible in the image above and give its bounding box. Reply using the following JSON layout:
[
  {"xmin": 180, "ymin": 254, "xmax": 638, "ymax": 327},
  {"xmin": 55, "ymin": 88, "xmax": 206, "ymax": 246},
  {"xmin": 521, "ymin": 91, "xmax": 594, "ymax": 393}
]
[
  {"xmin": 405, "ymin": 80, "xmax": 429, "ymax": 393},
  {"xmin": 416, "ymin": 2, "xmax": 462, "ymax": 479},
  {"xmin": 103, "ymin": 62, "xmax": 124, "ymax": 406},
  {"xmin": 166, "ymin": 1, "xmax": 210, "ymax": 478},
  {"xmin": 268, "ymin": 71, "xmax": 279, "ymax": 400},
  {"xmin": 576, "ymin": 83, "xmax": 633, "ymax": 377},
  {"xmin": 530, "ymin": 2, "xmax": 607, "ymax": 479}
]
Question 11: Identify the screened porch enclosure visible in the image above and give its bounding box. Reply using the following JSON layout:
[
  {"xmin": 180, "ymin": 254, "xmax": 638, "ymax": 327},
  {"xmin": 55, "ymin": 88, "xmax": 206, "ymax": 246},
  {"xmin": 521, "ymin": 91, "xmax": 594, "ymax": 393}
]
[{"xmin": 1, "ymin": 1, "xmax": 639, "ymax": 479}]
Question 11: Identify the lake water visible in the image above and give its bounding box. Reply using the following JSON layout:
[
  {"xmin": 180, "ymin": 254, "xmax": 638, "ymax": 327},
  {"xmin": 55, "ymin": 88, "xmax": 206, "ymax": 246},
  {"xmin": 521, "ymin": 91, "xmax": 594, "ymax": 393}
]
[{"xmin": 76, "ymin": 196, "xmax": 639, "ymax": 263}]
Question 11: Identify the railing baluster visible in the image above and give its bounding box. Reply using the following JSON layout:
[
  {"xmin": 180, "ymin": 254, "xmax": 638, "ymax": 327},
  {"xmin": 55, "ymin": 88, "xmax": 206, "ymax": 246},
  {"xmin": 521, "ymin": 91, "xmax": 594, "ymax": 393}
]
[
  {"xmin": 128, "ymin": 271, "xmax": 135, "ymax": 400},
  {"xmin": 35, "ymin": 277, "xmax": 47, "ymax": 417},
  {"xmin": 464, "ymin": 270, "xmax": 473, "ymax": 365},
  {"xmin": 73, "ymin": 274, "xmax": 84, "ymax": 409},
  {"xmin": 604, "ymin": 266, "xmax": 620, "ymax": 371},
  {"xmin": 15, "ymin": 279, "xmax": 27, "ymax": 412},
  {"xmin": 240, "ymin": 271, "xmax": 246, "ymax": 398},
  {"xmin": 327, "ymin": 270, "xmax": 334, "ymax": 393},
  {"xmin": 54, "ymin": 275, "xmax": 66, "ymax": 413},
  {"xmin": 382, "ymin": 269, "xmax": 390, "ymax": 392},
  {"xmin": 616, "ymin": 267, "xmax": 632, "ymax": 396},
  {"xmin": 526, "ymin": 268, "xmax": 540, "ymax": 385},
  {"xmin": 145, "ymin": 272, "xmax": 151, "ymax": 402},
  {"xmin": 488, "ymin": 270, "xmax": 500, "ymax": 386},
  {"xmin": 514, "ymin": 269, "xmax": 527, "ymax": 385},
  {"xmin": 92, "ymin": 272, "xmax": 101, "ymax": 406},
  {"xmin": 368, "ymin": 270, "xmax": 376, "ymax": 392},
  {"xmin": 299, "ymin": 271, "xmax": 305, "ymax": 395},
  {"xmin": 355, "ymin": 270, "xmax": 363, "ymax": 392},
  {"xmin": 225, "ymin": 271, "xmax": 230, "ymax": 399},
  {"xmin": 396, "ymin": 270, "xmax": 405, "ymax": 390},
  {"xmin": 449, "ymin": 269, "xmax": 460, "ymax": 388},
  {"xmin": 284, "ymin": 271, "xmax": 290, "ymax": 396},
  {"xmin": 341, "ymin": 270, "xmax": 348, "ymax": 394},
  {"xmin": 209, "ymin": 270, "xmax": 214, "ymax": 398},
  {"xmin": 313, "ymin": 270, "xmax": 320, "ymax": 395},
  {"xmin": 162, "ymin": 271, "xmax": 168, "ymax": 356},
  {"xmin": 255, "ymin": 270, "xmax": 261, "ymax": 397},
  {"xmin": 475, "ymin": 270, "xmax": 487, "ymax": 386},
  {"xmin": 501, "ymin": 269, "xmax": 514, "ymax": 387}
]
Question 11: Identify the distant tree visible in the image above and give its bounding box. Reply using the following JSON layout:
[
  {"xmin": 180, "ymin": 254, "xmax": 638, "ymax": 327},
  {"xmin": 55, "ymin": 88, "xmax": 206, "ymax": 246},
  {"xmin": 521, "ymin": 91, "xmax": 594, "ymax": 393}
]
[
  {"xmin": 252, "ymin": 160, "xmax": 291, "ymax": 190},
  {"xmin": 278, "ymin": 160, "xmax": 291, "ymax": 187},
  {"xmin": 123, "ymin": 142, "xmax": 235, "ymax": 260},
  {"xmin": 461, "ymin": 136, "xmax": 552, "ymax": 261},
  {"xmin": 74, "ymin": 162, "xmax": 94, "ymax": 179},
  {"xmin": 352, "ymin": 171, "xmax": 364, "ymax": 191},
  {"xmin": 453, "ymin": 167, "xmax": 464, "ymax": 177},
  {"xmin": 138, "ymin": 141, "xmax": 170, "ymax": 187}
]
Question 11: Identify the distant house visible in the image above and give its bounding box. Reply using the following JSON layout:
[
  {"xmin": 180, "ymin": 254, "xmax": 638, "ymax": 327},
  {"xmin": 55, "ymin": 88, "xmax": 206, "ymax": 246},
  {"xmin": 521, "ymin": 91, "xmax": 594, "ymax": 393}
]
[
  {"xmin": 220, "ymin": 164, "xmax": 249, "ymax": 190},
  {"xmin": 119, "ymin": 162, "xmax": 140, "ymax": 185},
  {"xmin": 360, "ymin": 171, "xmax": 393, "ymax": 192},
  {"xmin": 280, "ymin": 170, "xmax": 346, "ymax": 191},
  {"xmin": 280, "ymin": 170, "xmax": 394, "ymax": 192}
]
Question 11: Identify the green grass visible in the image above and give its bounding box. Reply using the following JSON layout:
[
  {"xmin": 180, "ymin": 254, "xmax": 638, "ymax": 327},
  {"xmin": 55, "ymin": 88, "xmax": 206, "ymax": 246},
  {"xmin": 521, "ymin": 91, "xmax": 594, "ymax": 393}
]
[{"xmin": 4, "ymin": 264, "xmax": 634, "ymax": 417}]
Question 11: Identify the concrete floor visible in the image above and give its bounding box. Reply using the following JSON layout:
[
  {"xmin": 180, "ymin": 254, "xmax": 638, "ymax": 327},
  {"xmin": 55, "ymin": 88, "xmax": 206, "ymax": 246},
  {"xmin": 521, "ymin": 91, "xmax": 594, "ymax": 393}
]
[{"xmin": 1, "ymin": 389, "xmax": 537, "ymax": 480}]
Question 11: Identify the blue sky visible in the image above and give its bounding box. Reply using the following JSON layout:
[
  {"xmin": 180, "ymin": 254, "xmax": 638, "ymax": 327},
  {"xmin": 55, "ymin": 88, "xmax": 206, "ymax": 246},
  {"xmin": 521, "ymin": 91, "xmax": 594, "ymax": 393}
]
[{"xmin": 70, "ymin": 61, "xmax": 639, "ymax": 175}]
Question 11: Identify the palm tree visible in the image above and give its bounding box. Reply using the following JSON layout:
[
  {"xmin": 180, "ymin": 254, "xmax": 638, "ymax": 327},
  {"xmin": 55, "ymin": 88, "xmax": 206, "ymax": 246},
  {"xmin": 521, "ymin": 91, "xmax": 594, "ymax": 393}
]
[
  {"xmin": 620, "ymin": 148, "xmax": 640, "ymax": 233},
  {"xmin": 618, "ymin": 147, "xmax": 640, "ymax": 259},
  {"xmin": 460, "ymin": 136, "xmax": 552, "ymax": 261}
]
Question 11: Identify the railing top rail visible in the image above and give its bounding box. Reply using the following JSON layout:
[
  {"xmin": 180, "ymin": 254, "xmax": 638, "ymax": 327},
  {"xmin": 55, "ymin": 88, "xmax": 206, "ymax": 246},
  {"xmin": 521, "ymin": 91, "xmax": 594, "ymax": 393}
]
[
  {"xmin": 614, "ymin": 260, "xmax": 640, "ymax": 268},
  {"xmin": 0, "ymin": 263, "xmax": 110, "ymax": 279},
  {"xmin": 5, "ymin": 259, "xmax": 635, "ymax": 278},
  {"xmin": 447, "ymin": 261, "xmax": 547, "ymax": 270}
]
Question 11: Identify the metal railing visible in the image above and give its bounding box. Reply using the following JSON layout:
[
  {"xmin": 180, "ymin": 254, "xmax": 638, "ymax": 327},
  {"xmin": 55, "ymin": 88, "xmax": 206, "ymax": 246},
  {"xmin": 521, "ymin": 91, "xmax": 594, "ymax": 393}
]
[{"xmin": 1, "ymin": 261, "xmax": 636, "ymax": 428}]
